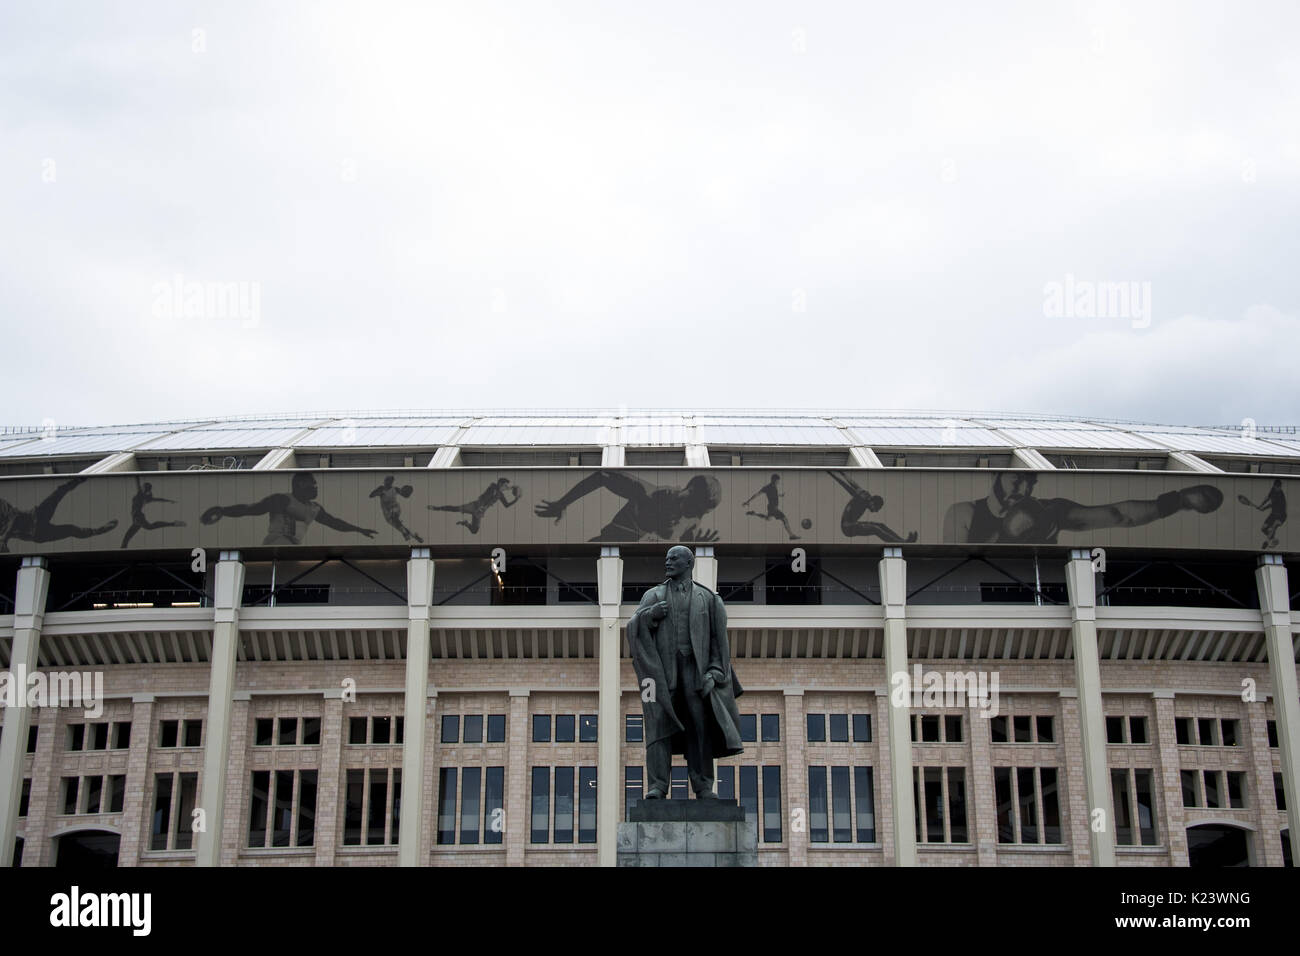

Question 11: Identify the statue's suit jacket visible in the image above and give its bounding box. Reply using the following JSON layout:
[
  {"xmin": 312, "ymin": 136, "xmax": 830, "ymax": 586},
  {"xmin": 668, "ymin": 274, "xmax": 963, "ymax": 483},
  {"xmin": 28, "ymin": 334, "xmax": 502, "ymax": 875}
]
[{"xmin": 627, "ymin": 580, "xmax": 744, "ymax": 758}]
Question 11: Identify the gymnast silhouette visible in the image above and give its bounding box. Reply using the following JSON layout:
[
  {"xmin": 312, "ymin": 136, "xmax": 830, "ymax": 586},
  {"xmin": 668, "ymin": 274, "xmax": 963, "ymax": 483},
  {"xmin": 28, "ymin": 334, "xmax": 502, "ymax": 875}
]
[
  {"xmin": 121, "ymin": 476, "xmax": 186, "ymax": 548},
  {"xmin": 0, "ymin": 476, "xmax": 118, "ymax": 552}
]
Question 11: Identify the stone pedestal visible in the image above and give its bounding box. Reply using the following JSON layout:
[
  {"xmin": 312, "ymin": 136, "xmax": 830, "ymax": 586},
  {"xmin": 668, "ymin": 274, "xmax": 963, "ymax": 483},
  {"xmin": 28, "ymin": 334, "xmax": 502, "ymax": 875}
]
[{"xmin": 617, "ymin": 799, "xmax": 758, "ymax": 867}]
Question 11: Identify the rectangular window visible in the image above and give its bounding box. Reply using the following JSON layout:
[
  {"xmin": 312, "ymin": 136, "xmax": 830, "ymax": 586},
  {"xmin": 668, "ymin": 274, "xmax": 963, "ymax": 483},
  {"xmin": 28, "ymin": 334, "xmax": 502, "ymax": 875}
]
[
  {"xmin": 806, "ymin": 713, "xmax": 826, "ymax": 743},
  {"xmin": 578, "ymin": 767, "xmax": 597, "ymax": 843},
  {"xmin": 947, "ymin": 767, "xmax": 968, "ymax": 843},
  {"xmin": 829, "ymin": 714, "xmax": 850, "ymax": 742},
  {"xmin": 670, "ymin": 767, "xmax": 689, "ymax": 800},
  {"xmin": 372, "ymin": 716, "xmax": 392, "ymax": 745},
  {"xmin": 344, "ymin": 769, "xmax": 365, "ymax": 846},
  {"xmin": 852, "ymin": 714, "xmax": 872, "ymax": 743},
  {"xmin": 1227, "ymin": 771, "xmax": 1246, "ymax": 809},
  {"xmin": 740, "ymin": 714, "xmax": 757, "ymax": 742},
  {"xmin": 920, "ymin": 715, "xmax": 940, "ymax": 743},
  {"xmin": 625, "ymin": 767, "xmax": 644, "ymax": 820},
  {"xmin": 1275, "ymin": 773, "xmax": 1286, "ymax": 811},
  {"xmin": 91, "ymin": 722, "xmax": 109, "ymax": 750},
  {"xmin": 1016, "ymin": 767, "xmax": 1038, "ymax": 843},
  {"xmin": 302, "ymin": 717, "xmax": 321, "ymax": 746},
  {"xmin": 1181, "ymin": 769, "xmax": 1200, "ymax": 807},
  {"xmin": 530, "ymin": 767, "xmax": 550, "ymax": 844},
  {"xmin": 990, "ymin": 715, "xmax": 1009, "ymax": 743},
  {"xmin": 1133, "ymin": 770, "xmax": 1157, "ymax": 846},
  {"xmin": 159, "ymin": 720, "xmax": 178, "ymax": 748},
  {"xmin": 272, "ymin": 770, "xmax": 294, "ymax": 847},
  {"xmin": 1111, "ymin": 769, "xmax": 1133, "ymax": 845},
  {"xmin": 831, "ymin": 765, "xmax": 852, "ymax": 843},
  {"xmin": 182, "ymin": 719, "xmax": 203, "ymax": 748},
  {"xmin": 67, "ymin": 724, "xmax": 85, "ymax": 751},
  {"xmin": 808, "ymin": 766, "xmax": 828, "ymax": 843},
  {"xmin": 441, "ymin": 715, "xmax": 460, "ymax": 744},
  {"xmin": 19, "ymin": 779, "xmax": 31, "ymax": 817},
  {"xmin": 760, "ymin": 714, "xmax": 780, "ymax": 742},
  {"xmin": 739, "ymin": 766, "xmax": 759, "ymax": 845},
  {"xmin": 761, "ymin": 765, "xmax": 782, "ymax": 843},
  {"xmin": 1175, "ymin": 717, "xmax": 1192, "ymax": 745},
  {"xmin": 249, "ymin": 771, "xmax": 269, "ymax": 847},
  {"xmin": 487, "ymin": 714, "xmax": 506, "ymax": 742},
  {"xmin": 175, "ymin": 773, "xmax": 198, "ymax": 850},
  {"xmin": 1128, "ymin": 717, "xmax": 1148, "ymax": 745},
  {"xmin": 467, "ymin": 712, "xmax": 488, "ymax": 743},
  {"xmin": 484, "ymin": 767, "xmax": 504, "ymax": 844},
  {"xmin": 1111, "ymin": 768, "xmax": 1158, "ymax": 846},
  {"xmin": 625, "ymin": 715, "xmax": 644, "ymax": 743},
  {"xmin": 1036, "ymin": 716, "xmax": 1054, "ymax": 743},
  {"xmin": 151, "ymin": 774, "xmax": 172, "ymax": 849},
  {"xmin": 945, "ymin": 715, "xmax": 963, "ymax": 743},
  {"xmin": 1105, "ymin": 716, "xmax": 1125, "ymax": 744},
  {"xmin": 995, "ymin": 768, "xmax": 1014, "ymax": 843},
  {"xmin": 395, "ymin": 717, "xmax": 404, "ymax": 744},
  {"xmin": 532, "ymin": 715, "xmax": 550, "ymax": 743},
  {"xmin": 553, "ymin": 768, "xmax": 574, "ymax": 843},
  {"xmin": 1013, "ymin": 715, "xmax": 1032, "ymax": 743},
  {"xmin": 349, "ymin": 716, "xmax": 368, "ymax": 745},
  {"xmin": 63, "ymin": 776, "xmax": 80, "ymax": 815},
  {"xmin": 1267, "ymin": 720, "xmax": 1278, "ymax": 748},
  {"xmin": 922, "ymin": 767, "xmax": 945, "ymax": 842},
  {"xmin": 108, "ymin": 775, "xmax": 126, "ymax": 814},
  {"xmin": 366, "ymin": 769, "xmax": 387, "ymax": 845},
  {"xmin": 276, "ymin": 717, "xmax": 297, "ymax": 746},
  {"xmin": 854, "ymin": 767, "xmax": 876, "ymax": 842},
  {"xmin": 297, "ymin": 770, "xmax": 317, "ymax": 847},
  {"xmin": 1197, "ymin": 717, "xmax": 1217, "ymax": 746},
  {"xmin": 255, "ymin": 718, "xmax": 274, "ymax": 746},
  {"xmin": 1204, "ymin": 770, "xmax": 1222, "ymax": 809},
  {"xmin": 27, "ymin": 725, "xmax": 38, "ymax": 754},
  {"xmin": 85, "ymin": 775, "xmax": 103, "ymax": 814},
  {"xmin": 1040, "ymin": 768, "xmax": 1061, "ymax": 844},
  {"xmin": 460, "ymin": 767, "xmax": 481, "ymax": 844},
  {"xmin": 437, "ymin": 768, "xmax": 458, "ymax": 845},
  {"xmin": 1220, "ymin": 719, "xmax": 1239, "ymax": 747},
  {"xmin": 579, "ymin": 715, "xmax": 598, "ymax": 743},
  {"xmin": 555, "ymin": 715, "xmax": 576, "ymax": 743}
]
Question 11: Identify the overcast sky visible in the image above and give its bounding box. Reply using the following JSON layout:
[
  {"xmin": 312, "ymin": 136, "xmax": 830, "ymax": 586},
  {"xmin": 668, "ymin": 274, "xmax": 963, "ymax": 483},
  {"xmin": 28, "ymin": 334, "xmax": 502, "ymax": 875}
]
[{"xmin": 2, "ymin": 1, "xmax": 1297, "ymax": 429}]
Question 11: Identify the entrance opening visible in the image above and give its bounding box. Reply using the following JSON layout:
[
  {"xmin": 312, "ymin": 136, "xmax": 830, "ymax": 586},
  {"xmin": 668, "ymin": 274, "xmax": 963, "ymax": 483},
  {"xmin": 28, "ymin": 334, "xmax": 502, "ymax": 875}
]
[
  {"xmin": 54, "ymin": 829, "xmax": 120, "ymax": 867},
  {"xmin": 1186, "ymin": 824, "xmax": 1250, "ymax": 867}
]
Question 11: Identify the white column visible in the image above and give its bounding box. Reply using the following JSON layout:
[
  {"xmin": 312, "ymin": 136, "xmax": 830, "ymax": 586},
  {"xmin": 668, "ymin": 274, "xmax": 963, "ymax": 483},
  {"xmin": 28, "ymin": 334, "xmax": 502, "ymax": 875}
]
[
  {"xmin": 400, "ymin": 548, "xmax": 434, "ymax": 866},
  {"xmin": 195, "ymin": 551, "xmax": 245, "ymax": 867},
  {"xmin": 1257, "ymin": 555, "xmax": 1300, "ymax": 863},
  {"xmin": 1065, "ymin": 550, "xmax": 1115, "ymax": 866},
  {"xmin": 596, "ymin": 546, "xmax": 623, "ymax": 867},
  {"xmin": 693, "ymin": 546, "xmax": 717, "ymax": 591},
  {"xmin": 0, "ymin": 558, "xmax": 50, "ymax": 866},
  {"xmin": 879, "ymin": 547, "xmax": 915, "ymax": 866}
]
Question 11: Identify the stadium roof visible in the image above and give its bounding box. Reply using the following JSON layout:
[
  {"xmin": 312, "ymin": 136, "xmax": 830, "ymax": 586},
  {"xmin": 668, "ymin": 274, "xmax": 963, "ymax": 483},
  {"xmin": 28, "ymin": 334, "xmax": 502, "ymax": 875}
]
[{"xmin": 0, "ymin": 410, "xmax": 1297, "ymax": 461}]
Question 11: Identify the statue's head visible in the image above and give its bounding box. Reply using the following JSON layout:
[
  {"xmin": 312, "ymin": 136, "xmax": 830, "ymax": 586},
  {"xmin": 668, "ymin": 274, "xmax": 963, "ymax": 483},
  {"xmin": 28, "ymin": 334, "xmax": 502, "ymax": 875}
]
[{"xmin": 664, "ymin": 545, "xmax": 694, "ymax": 580}]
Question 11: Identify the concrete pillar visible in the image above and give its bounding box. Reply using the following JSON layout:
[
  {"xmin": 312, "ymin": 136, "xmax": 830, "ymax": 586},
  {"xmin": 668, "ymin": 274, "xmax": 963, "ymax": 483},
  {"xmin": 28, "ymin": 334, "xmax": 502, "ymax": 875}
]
[
  {"xmin": 783, "ymin": 689, "xmax": 807, "ymax": 865},
  {"xmin": 220, "ymin": 695, "xmax": 251, "ymax": 865},
  {"xmin": 596, "ymin": 546, "xmax": 623, "ymax": 867},
  {"xmin": 879, "ymin": 547, "xmax": 915, "ymax": 866},
  {"xmin": 1244, "ymin": 701, "xmax": 1284, "ymax": 866},
  {"xmin": 873, "ymin": 689, "xmax": 897, "ymax": 864},
  {"xmin": 1256, "ymin": 555, "xmax": 1300, "ymax": 863},
  {"xmin": 693, "ymin": 547, "xmax": 717, "ymax": 591},
  {"xmin": 505, "ymin": 689, "xmax": 530, "ymax": 865},
  {"xmin": 0, "ymin": 557, "xmax": 49, "ymax": 867},
  {"xmin": 19, "ymin": 699, "xmax": 61, "ymax": 867},
  {"xmin": 116, "ymin": 695, "xmax": 156, "ymax": 866},
  {"xmin": 399, "ymin": 548, "xmax": 434, "ymax": 867},
  {"xmin": 195, "ymin": 551, "xmax": 244, "ymax": 867},
  {"xmin": 1065, "ymin": 550, "xmax": 1115, "ymax": 866},
  {"xmin": 314, "ymin": 691, "xmax": 345, "ymax": 865},
  {"xmin": 1058, "ymin": 693, "xmax": 1092, "ymax": 865},
  {"xmin": 968, "ymin": 698, "xmax": 998, "ymax": 865},
  {"xmin": 1151, "ymin": 693, "xmax": 1189, "ymax": 866}
]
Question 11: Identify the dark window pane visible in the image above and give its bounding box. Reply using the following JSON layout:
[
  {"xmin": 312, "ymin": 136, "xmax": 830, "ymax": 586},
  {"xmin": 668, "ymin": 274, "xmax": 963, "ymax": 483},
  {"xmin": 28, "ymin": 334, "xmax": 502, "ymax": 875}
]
[
  {"xmin": 1035, "ymin": 716, "xmax": 1054, "ymax": 743},
  {"xmin": 761, "ymin": 714, "xmax": 780, "ymax": 742},
  {"xmin": 349, "ymin": 716, "xmax": 368, "ymax": 745},
  {"xmin": 484, "ymin": 767, "xmax": 504, "ymax": 844},
  {"xmin": 395, "ymin": 717, "xmax": 404, "ymax": 744},
  {"xmin": 460, "ymin": 767, "xmax": 481, "ymax": 845},
  {"xmin": 151, "ymin": 774, "xmax": 172, "ymax": 850},
  {"xmin": 63, "ymin": 776, "xmax": 79, "ymax": 815},
  {"xmin": 1221, "ymin": 719, "xmax": 1239, "ymax": 747},
  {"xmin": 255, "ymin": 718, "xmax": 274, "ymax": 746},
  {"xmin": 1198, "ymin": 718, "xmax": 1216, "ymax": 746},
  {"xmin": 831, "ymin": 766, "xmax": 852, "ymax": 843},
  {"xmin": 995, "ymin": 767, "xmax": 1014, "ymax": 843},
  {"xmin": 175, "ymin": 773, "xmax": 198, "ymax": 850},
  {"xmin": 19, "ymin": 779, "xmax": 31, "ymax": 817},
  {"xmin": 301, "ymin": 717, "xmax": 321, "ymax": 746},
  {"xmin": 806, "ymin": 714, "xmax": 826, "ymax": 743},
  {"xmin": 740, "ymin": 715, "xmax": 757, "ymax": 742},
  {"xmin": 829, "ymin": 714, "xmax": 849, "ymax": 742},
  {"xmin": 344, "ymin": 769, "xmax": 365, "ymax": 846},
  {"xmin": 1040, "ymin": 768, "xmax": 1061, "ymax": 844},
  {"xmin": 437, "ymin": 768, "xmax": 458, "ymax": 845},
  {"xmin": 924, "ymin": 767, "xmax": 945, "ymax": 842},
  {"xmin": 625, "ymin": 767, "xmax": 644, "ymax": 820},
  {"xmin": 1267, "ymin": 720, "xmax": 1278, "ymax": 747},
  {"xmin": 277, "ymin": 718, "xmax": 297, "ymax": 746},
  {"xmin": 462, "ymin": 715, "xmax": 482, "ymax": 744},
  {"xmin": 947, "ymin": 768, "xmax": 968, "ymax": 843},
  {"xmin": 1274, "ymin": 773, "xmax": 1286, "ymax": 811},
  {"xmin": 670, "ymin": 767, "xmax": 689, "ymax": 801},
  {"xmin": 808, "ymin": 766, "xmax": 828, "ymax": 843},
  {"xmin": 944, "ymin": 715, "xmax": 963, "ymax": 743},
  {"xmin": 579, "ymin": 715, "xmax": 598, "ymax": 743},
  {"xmin": 159, "ymin": 721, "xmax": 178, "ymax": 748},
  {"xmin": 1013, "ymin": 715, "xmax": 1032, "ymax": 743},
  {"xmin": 108, "ymin": 775, "xmax": 126, "ymax": 814},
  {"xmin": 578, "ymin": 767, "xmax": 597, "ymax": 842},
  {"xmin": 853, "ymin": 767, "xmax": 875, "ymax": 842},
  {"xmin": 556, "ymin": 715, "xmax": 576, "ymax": 743},
  {"xmin": 990, "ymin": 715, "xmax": 1008, "ymax": 743},
  {"xmin": 921, "ymin": 715, "xmax": 940, "ymax": 743},
  {"xmin": 1181, "ymin": 769, "xmax": 1200, "ymax": 807},
  {"xmin": 1175, "ymin": 717, "xmax": 1192, "ymax": 746},
  {"xmin": 852, "ymin": 714, "xmax": 871, "ymax": 743},
  {"xmin": 625, "ymin": 715, "xmax": 643, "ymax": 743},
  {"xmin": 391, "ymin": 769, "xmax": 401, "ymax": 843},
  {"xmin": 1105, "ymin": 716, "xmax": 1125, "ymax": 744},
  {"xmin": 85, "ymin": 775, "xmax": 103, "ymax": 814},
  {"xmin": 92, "ymin": 723, "xmax": 109, "ymax": 750},
  {"xmin": 68, "ymin": 724, "xmax": 85, "ymax": 751},
  {"xmin": 530, "ymin": 767, "xmax": 550, "ymax": 843},
  {"xmin": 1111, "ymin": 769, "xmax": 1133, "ymax": 845},
  {"xmin": 297, "ymin": 771, "xmax": 317, "ymax": 847},
  {"xmin": 762, "ymin": 766, "xmax": 782, "ymax": 843},
  {"xmin": 1017, "ymin": 767, "xmax": 1038, "ymax": 844},
  {"xmin": 1128, "ymin": 717, "xmax": 1147, "ymax": 745},
  {"xmin": 532, "ymin": 715, "xmax": 550, "ymax": 743},
  {"xmin": 739, "ymin": 766, "xmax": 759, "ymax": 845},
  {"xmin": 1204, "ymin": 770, "xmax": 1222, "ymax": 809},
  {"xmin": 27, "ymin": 725, "xmax": 39, "ymax": 754},
  {"xmin": 717, "ymin": 766, "xmax": 735, "ymax": 801},
  {"xmin": 272, "ymin": 770, "xmax": 294, "ymax": 847},
  {"xmin": 441, "ymin": 715, "xmax": 459, "ymax": 744},
  {"xmin": 182, "ymin": 720, "xmax": 202, "ymax": 748},
  {"xmin": 487, "ymin": 714, "xmax": 506, "ymax": 742},
  {"xmin": 1134, "ymin": 770, "xmax": 1157, "ymax": 845},
  {"xmin": 367, "ymin": 770, "xmax": 388, "ymax": 845},
  {"xmin": 248, "ymin": 771, "xmax": 269, "ymax": 847},
  {"xmin": 1227, "ymin": 771, "xmax": 1245, "ymax": 809},
  {"xmin": 372, "ymin": 716, "xmax": 391, "ymax": 745}
]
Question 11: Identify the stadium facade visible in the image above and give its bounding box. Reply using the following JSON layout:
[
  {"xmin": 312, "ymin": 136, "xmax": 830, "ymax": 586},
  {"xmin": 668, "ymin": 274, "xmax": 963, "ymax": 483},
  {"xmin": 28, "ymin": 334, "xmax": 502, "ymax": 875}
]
[{"xmin": 0, "ymin": 409, "xmax": 1296, "ymax": 868}]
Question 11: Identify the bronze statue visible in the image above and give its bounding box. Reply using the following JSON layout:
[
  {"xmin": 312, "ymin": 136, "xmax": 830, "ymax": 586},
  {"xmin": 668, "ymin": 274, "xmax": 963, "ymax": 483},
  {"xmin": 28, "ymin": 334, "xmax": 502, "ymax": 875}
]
[{"xmin": 627, "ymin": 546, "xmax": 744, "ymax": 798}]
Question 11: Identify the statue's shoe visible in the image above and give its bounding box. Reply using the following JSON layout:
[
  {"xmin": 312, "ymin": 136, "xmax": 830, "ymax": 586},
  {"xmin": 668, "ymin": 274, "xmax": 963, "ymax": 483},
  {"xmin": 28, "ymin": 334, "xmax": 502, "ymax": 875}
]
[
  {"xmin": 695, "ymin": 790, "xmax": 718, "ymax": 799},
  {"xmin": 645, "ymin": 788, "xmax": 666, "ymax": 799}
]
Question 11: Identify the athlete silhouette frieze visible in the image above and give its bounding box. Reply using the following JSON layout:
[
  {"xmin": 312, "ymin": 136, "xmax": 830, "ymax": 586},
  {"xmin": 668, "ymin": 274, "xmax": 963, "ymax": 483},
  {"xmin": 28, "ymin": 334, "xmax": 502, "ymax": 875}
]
[{"xmin": 534, "ymin": 470, "xmax": 722, "ymax": 542}]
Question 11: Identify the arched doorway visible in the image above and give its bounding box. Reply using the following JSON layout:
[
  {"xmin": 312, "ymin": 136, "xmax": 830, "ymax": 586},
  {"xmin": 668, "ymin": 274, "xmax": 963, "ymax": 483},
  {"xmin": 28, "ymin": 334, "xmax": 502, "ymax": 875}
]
[
  {"xmin": 54, "ymin": 829, "xmax": 120, "ymax": 867},
  {"xmin": 1187, "ymin": 824, "xmax": 1250, "ymax": 867}
]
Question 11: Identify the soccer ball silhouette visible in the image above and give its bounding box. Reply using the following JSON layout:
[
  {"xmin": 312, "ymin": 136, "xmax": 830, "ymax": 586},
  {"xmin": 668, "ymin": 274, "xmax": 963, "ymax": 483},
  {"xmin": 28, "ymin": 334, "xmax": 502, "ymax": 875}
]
[{"xmin": 800, "ymin": 518, "xmax": 812, "ymax": 530}]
